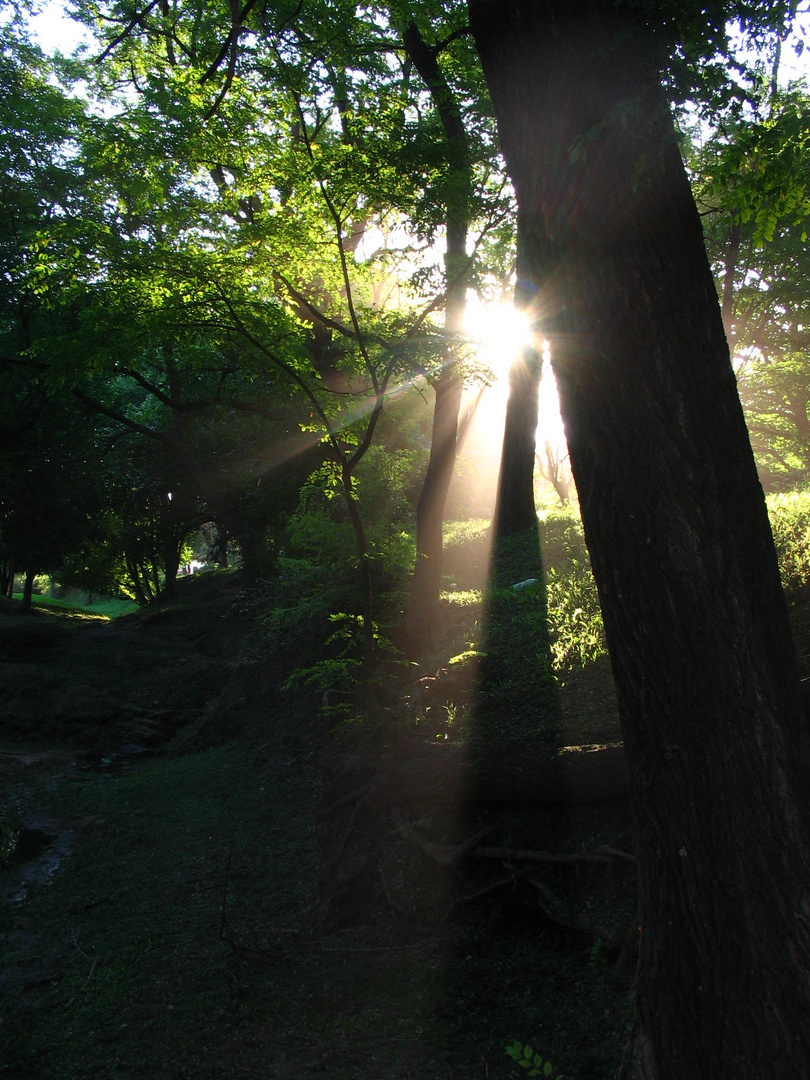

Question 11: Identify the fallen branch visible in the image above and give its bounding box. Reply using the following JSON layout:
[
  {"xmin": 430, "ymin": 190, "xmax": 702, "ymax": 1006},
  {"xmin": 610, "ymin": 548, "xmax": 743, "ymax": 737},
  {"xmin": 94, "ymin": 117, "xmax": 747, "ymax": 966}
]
[
  {"xmin": 392, "ymin": 809, "xmax": 502, "ymax": 869},
  {"xmin": 460, "ymin": 867, "xmax": 536, "ymax": 904},
  {"xmin": 530, "ymin": 881, "xmax": 619, "ymax": 945},
  {"xmin": 368, "ymin": 740, "xmax": 629, "ymax": 806},
  {"xmin": 595, "ymin": 845, "xmax": 637, "ymax": 864},
  {"xmin": 474, "ymin": 846, "xmax": 613, "ymax": 867}
]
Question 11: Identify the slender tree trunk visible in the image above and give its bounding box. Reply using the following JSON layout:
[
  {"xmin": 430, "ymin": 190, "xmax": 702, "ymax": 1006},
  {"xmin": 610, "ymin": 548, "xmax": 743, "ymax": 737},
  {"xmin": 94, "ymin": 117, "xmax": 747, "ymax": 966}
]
[
  {"xmin": 491, "ymin": 345, "xmax": 540, "ymax": 534},
  {"xmin": 492, "ymin": 243, "xmax": 543, "ymax": 535},
  {"xmin": 721, "ymin": 219, "xmax": 741, "ymax": 344},
  {"xmin": 469, "ymin": 3, "xmax": 810, "ymax": 1076},
  {"xmin": 407, "ymin": 367, "xmax": 464, "ymax": 647},
  {"xmin": 125, "ymin": 553, "xmax": 149, "ymax": 606},
  {"xmin": 404, "ymin": 21, "xmax": 470, "ymax": 654},
  {"xmin": 342, "ymin": 466, "xmax": 375, "ymax": 671},
  {"xmin": 20, "ymin": 566, "xmax": 35, "ymax": 614},
  {"xmin": 163, "ymin": 536, "xmax": 180, "ymax": 599},
  {"xmin": 151, "ymin": 558, "xmax": 162, "ymax": 603}
]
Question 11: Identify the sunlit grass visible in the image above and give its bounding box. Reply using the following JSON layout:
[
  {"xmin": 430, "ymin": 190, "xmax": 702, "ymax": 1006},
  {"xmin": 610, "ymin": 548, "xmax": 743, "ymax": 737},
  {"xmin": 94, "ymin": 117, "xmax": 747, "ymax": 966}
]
[
  {"xmin": 440, "ymin": 588, "xmax": 482, "ymax": 606},
  {"xmin": 10, "ymin": 592, "xmax": 138, "ymax": 619},
  {"xmin": 443, "ymin": 518, "xmax": 490, "ymax": 546}
]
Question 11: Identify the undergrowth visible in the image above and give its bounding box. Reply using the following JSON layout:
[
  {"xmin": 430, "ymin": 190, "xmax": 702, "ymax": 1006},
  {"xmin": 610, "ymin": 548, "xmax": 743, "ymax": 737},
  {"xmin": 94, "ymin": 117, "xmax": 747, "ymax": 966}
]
[{"xmin": 768, "ymin": 489, "xmax": 810, "ymax": 591}]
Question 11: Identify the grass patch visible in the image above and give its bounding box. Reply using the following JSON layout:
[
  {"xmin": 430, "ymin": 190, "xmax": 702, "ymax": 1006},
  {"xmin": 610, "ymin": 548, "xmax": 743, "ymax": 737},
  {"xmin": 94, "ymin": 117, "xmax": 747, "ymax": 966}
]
[
  {"xmin": 11, "ymin": 592, "xmax": 139, "ymax": 619},
  {"xmin": 1, "ymin": 741, "xmax": 322, "ymax": 1079},
  {"xmin": 1, "ymin": 731, "xmax": 630, "ymax": 1080}
]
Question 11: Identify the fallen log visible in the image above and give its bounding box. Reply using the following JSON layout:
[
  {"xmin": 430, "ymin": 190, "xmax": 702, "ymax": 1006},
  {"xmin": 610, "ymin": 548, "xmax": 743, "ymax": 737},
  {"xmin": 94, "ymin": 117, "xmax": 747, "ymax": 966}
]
[
  {"xmin": 384, "ymin": 740, "xmax": 629, "ymax": 807},
  {"xmin": 316, "ymin": 740, "xmax": 632, "ymax": 932}
]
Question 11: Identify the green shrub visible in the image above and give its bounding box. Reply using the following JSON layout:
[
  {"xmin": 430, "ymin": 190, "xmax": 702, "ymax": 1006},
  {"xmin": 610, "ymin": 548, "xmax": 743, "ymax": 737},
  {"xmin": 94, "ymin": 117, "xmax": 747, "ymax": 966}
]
[
  {"xmin": 249, "ymin": 556, "xmax": 357, "ymax": 669},
  {"xmin": 537, "ymin": 506, "xmax": 590, "ymax": 570},
  {"xmin": 354, "ymin": 444, "xmax": 425, "ymax": 531},
  {"xmin": 546, "ymin": 559, "xmax": 607, "ymax": 670},
  {"xmin": 281, "ymin": 612, "xmax": 366, "ymax": 696},
  {"xmin": 767, "ymin": 489, "xmax": 810, "ymax": 591},
  {"xmin": 536, "ymin": 507, "xmax": 607, "ymax": 671},
  {"xmin": 506, "ymin": 1041, "xmax": 564, "ymax": 1078}
]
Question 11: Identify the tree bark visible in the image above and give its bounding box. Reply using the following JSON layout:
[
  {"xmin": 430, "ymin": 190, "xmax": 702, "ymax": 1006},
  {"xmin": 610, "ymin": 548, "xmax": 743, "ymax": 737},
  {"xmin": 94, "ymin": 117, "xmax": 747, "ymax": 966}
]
[
  {"xmin": 342, "ymin": 464, "xmax": 375, "ymax": 672},
  {"xmin": 721, "ymin": 219, "xmax": 741, "ymax": 343},
  {"xmin": 407, "ymin": 369, "xmax": 464, "ymax": 648},
  {"xmin": 404, "ymin": 20, "xmax": 470, "ymax": 654},
  {"xmin": 492, "ymin": 350, "xmax": 540, "ymax": 534},
  {"xmin": 468, "ymin": 3, "xmax": 810, "ymax": 1076},
  {"xmin": 20, "ymin": 566, "xmax": 35, "ymax": 614},
  {"xmin": 492, "ymin": 257, "xmax": 542, "ymax": 536}
]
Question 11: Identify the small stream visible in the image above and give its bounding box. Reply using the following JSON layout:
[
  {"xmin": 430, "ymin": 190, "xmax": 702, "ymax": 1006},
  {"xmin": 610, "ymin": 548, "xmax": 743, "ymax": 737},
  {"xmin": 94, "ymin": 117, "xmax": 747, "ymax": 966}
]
[
  {"xmin": 0, "ymin": 819, "xmax": 76, "ymax": 904},
  {"xmin": 0, "ymin": 743, "xmax": 152, "ymax": 905}
]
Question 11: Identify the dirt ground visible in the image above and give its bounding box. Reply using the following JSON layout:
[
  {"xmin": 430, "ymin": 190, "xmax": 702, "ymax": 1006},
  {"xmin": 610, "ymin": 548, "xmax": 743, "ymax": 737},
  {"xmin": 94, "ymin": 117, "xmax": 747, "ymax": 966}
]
[{"xmin": 1, "ymin": 572, "xmax": 639, "ymax": 1079}]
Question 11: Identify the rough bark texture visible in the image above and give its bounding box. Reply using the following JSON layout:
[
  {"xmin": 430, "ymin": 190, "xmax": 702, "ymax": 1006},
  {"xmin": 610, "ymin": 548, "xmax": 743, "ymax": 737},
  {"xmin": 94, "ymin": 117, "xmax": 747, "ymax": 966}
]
[{"xmin": 468, "ymin": 2, "xmax": 810, "ymax": 1076}]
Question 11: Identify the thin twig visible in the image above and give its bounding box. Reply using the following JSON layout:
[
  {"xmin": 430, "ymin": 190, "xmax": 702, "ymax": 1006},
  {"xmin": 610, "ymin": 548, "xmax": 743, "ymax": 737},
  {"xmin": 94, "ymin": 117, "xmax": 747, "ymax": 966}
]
[
  {"xmin": 595, "ymin": 845, "xmax": 637, "ymax": 864},
  {"xmin": 474, "ymin": 847, "xmax": 613, "ymax": 867}
]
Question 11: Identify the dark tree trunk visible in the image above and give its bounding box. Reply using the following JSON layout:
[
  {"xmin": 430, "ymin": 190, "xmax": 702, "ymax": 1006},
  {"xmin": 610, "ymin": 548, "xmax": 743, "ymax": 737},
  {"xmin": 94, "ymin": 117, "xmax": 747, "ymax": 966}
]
[
  {"xmin": 20, "ymin": 567, "xmax": 35, "ymax": 614},
  {"xmin": 407, "ymin": 370, "xmax": 464, "ymax": 648},
  {"xmin": 469, "ymin": 3, "xmax": 810, "ymax": 1077},
  {"xmin": 404, "ymin": 21, "xmax": 470, "ymax": 655},
  {"xmin": 0, "ymin": 558, "xmax": 11, "ymax": 598},
  {"xmin": 163, "ymin": 538, "xmax": 180, "ymax": 600},
  {"xmin": 125, "ymin": 554, "xmax": 150, "ymax": 607},
  {"xmin": 213, "ymin": 522, "xmax": 229, "ymax": 567},
  {"xmin": 492, "ymin": 244, "xmax": 543, "ymax": 536},
  {"xmin": 342, "ymin": 465, "xmax": 375, "ymax": 672},
  {"xmin": 721, "ymin": 219, "xmax": 741, "ymax": 343},
  {"xmin": 492, "ymin": 340, "xmax": 540, "ymax": 536}
]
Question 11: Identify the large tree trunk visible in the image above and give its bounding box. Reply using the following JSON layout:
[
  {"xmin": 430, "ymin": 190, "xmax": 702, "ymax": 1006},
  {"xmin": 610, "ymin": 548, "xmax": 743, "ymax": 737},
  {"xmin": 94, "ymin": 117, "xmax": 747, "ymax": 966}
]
[{"xmin": 469, "ymin": 3, "xmax": 810, "ymax": 1076}]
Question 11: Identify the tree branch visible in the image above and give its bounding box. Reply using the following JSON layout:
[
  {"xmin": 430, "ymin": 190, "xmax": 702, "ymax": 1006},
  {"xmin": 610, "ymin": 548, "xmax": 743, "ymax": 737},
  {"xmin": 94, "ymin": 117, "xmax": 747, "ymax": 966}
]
[
  {"xmin": 115, "ymin": 365, "xmax": 215, "ymax": 412},
  {"xmin": 95, "ymin": 0, "xmax": 163, "ymax": 63},
  {"xmin": 72, "ymin": 388, "xmax": 180, "ymax": 450}
]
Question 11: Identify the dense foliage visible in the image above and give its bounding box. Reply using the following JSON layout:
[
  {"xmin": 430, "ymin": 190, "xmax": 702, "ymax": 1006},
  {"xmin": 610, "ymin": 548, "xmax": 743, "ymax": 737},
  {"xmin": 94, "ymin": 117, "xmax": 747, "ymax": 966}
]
[{"xmin": 1, "ymin": 0, "xmax": 808, "ymax": 656}]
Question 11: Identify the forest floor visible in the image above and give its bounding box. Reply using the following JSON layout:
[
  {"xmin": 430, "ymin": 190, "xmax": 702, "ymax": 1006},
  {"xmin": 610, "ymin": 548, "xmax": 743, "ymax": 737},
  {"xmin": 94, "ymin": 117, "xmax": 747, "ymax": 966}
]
[{"xmin": 1, "ymin": 571, "xmax": 807, "ymax": 1079}]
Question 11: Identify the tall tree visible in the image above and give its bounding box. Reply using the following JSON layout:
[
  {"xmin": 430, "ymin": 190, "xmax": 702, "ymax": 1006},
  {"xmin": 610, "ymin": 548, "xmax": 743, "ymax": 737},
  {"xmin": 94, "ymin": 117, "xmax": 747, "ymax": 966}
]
[
  {"xmin": 490, "ymin": 270, "xmax": 542, "ymax": 536},
  {"xmin": 401, "ymin": 15, "xmax": 471, "ymax": 650},
  {"xmin": 694, "ymin": 84, "xmax": 810, "ymax": 488},
  {"xmin": 468, "ymin": 2, "xmax": 810, "ymax": 1076}
]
